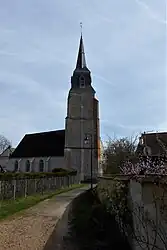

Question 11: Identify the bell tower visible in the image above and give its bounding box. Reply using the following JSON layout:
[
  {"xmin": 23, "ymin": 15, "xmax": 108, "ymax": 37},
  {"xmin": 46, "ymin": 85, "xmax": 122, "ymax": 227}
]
[{"xmin": 64, "ymin": 34, "xmax": 100, "ymax": 182}]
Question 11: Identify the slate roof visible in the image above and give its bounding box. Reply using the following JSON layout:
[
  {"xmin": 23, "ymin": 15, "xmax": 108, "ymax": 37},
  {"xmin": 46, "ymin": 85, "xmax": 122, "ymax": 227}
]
[
  {"xmin": 10, "ymin": 129, "xmax": 65, "ymax": 158},
  {"xmin": 76, "ymin": 35, "xmax": 87, "ymax": 69},
  {"xmin": 136, "ymin": 132, "xmax": 167, "ymax": 156}
]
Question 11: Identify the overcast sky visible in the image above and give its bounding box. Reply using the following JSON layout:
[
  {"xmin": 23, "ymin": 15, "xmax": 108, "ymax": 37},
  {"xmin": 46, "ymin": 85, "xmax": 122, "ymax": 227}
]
[{"xmin": 0, "ymin": 0, "xmax": 166, "ymax": 147}]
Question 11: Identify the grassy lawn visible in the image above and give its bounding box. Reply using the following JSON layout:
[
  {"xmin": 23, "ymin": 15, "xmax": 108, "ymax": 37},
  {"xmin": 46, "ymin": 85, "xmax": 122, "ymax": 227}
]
[{"xmin": 0, "ymin": 183, "xmax": 86, "ymax": 221}]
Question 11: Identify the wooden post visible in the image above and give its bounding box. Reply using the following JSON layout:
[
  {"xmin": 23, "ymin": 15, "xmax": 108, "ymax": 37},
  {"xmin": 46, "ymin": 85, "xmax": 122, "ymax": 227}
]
[
  {"xmin": 24, "ymin": 179, "xmax": 27, "ymax": 198},
  {"xmin": 0, "ymin": 181, "xmax": 1, "ymax": 200},
  {"xmin": 41, "ymin": 178, "xmax": 44, "ymax": 195},
  {"xmin": 54, "ymin": 177, "xmax": 56, "ymax": 189},
  {"xmin": 67, "ymin": 176, "xmax": 69, "ymax": 187},
  {"xmin": 34, "ymin": 179, "xmax": 37, "ymax": 193},
  {"xmin": 13, "ymin": 179, "xmax": 16, "ymax": 200}
]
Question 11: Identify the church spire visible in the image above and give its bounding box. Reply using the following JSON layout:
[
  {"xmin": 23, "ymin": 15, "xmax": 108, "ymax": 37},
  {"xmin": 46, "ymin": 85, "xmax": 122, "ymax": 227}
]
[
  {"xmin": 71, "ymin": 27, "xmax": 93, "ymax": 89},
  {"xmin": 76, "ymin": 34, "xmax": 87, "ymax": 69}
]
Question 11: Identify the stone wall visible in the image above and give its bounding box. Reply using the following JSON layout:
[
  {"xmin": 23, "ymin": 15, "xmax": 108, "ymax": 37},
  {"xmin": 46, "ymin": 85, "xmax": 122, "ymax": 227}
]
[
  {"xmin": 65, "ymin": 87, "xmax": 99, "ymax": 181},
  {"xmin": 0, "ymin": 147, "xmax": 12, "ymax": 170},
  {"xmin": 97, "ymin": 175, "xmax": 167, "ymax": 250},
  {"xmin": 0, "ymin": 156, "xmax": 9, "ymax": 170},
  {"xmin": 6, "ymin": 156, "xmax": 65, "ymax": 172}
]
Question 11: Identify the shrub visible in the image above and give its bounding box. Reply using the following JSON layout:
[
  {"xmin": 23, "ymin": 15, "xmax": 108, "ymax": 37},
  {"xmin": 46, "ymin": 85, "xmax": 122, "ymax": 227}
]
[
  {"xmin": 52, "ymin": 168, "xmax": 77, "ymax": 175},
  {"xmin": 0, "ymin": 170, "xmax": 77, "ymax": 180},
  {"xmin": 52, "ymin": 168, "xmax": 68, "ymax": 173}
]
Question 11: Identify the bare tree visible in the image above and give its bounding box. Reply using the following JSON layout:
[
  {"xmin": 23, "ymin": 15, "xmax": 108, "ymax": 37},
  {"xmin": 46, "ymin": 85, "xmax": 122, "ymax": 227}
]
[
  {"xmin": 103, "ymin": 135, "xmax": 138, "ymax": 174},
  {"xmin": 0, "ymin": 134, "xmax": 11, "ymax": 154}
]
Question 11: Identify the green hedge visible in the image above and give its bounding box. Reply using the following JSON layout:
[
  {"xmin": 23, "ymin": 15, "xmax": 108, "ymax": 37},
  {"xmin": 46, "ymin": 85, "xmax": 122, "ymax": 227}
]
[
  {"xmin": 52, "ymin": 168, "xmax": 77, "ymax": 175},
  {"xmin": 0, "ymin": 170, "xmax": 77, "ymax": 180},
  {"xmin": 52, "ymin": 168, "xmax": 69, "ymax": 173}
]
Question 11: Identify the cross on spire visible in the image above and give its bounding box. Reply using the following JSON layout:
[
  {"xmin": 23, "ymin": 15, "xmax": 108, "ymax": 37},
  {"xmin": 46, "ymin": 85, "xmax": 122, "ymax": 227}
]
[{"xmin": 80, "ymin": 22, "xmax": 83, "ymax": 35}]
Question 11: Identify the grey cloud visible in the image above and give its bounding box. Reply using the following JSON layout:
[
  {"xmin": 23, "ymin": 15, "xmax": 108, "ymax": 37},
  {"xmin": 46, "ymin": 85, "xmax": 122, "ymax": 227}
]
[{"xmin": 0, "ymin": 0, "xmax": 166, "ymax": 146}]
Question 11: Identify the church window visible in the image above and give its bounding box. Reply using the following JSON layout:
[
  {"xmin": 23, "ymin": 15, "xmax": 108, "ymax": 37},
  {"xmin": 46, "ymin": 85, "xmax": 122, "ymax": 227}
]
[
  {"xmin": 79, "ymin": 75, "xmax": 85, "ymax": 88},
  {"xmin": 25, "ymin": 160, "xmax": 30, "ymax": 172},
  {"xmin": 39, "ymin": 159, "xmax": 44, "ymax": 172},
  {"xmin": 14, "ymin": 160, "xmax": 19, "ymax": 172}
]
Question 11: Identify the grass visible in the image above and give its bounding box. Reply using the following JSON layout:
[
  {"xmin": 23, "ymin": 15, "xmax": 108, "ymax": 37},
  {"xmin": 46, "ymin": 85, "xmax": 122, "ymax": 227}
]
[{"xmin": 0, "ymin": 183, "xmax": 86, "ymax": 221}]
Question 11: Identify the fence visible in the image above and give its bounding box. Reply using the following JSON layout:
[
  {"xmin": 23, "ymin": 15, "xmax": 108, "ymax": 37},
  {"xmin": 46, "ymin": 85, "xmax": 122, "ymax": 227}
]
[{"xmin": 0, "ymin": 175, "xmax": 77, "ymax": 200}]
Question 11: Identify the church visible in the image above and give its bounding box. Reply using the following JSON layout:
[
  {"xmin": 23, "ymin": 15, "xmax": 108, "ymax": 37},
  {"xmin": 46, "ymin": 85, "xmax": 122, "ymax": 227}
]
[{"xmin": 3, "ymin": 35, "xmax": 100, "ymax": 181}]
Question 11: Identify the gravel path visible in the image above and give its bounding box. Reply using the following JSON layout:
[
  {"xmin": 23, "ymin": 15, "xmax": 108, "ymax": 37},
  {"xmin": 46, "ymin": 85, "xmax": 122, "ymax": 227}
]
[{"xmin": 0, "ymin": 187, "xmax": 88, "ymax": 250}]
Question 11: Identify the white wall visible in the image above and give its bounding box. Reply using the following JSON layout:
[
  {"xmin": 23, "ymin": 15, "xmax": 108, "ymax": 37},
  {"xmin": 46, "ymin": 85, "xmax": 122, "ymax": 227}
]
[
  {"xmin": 7, "ymin": 156, "xmax": 65, "ymax": 172},
  {"xmin": 0, "ymin": 156, "xmax": 10, "ymax": 169},
  {"xmin": 0, "ymin": 148, "xmax": 12, "ymax": 170},
  {"xmin": 129, "ymin": 179, "xmax": 167, "ymax": 250}
]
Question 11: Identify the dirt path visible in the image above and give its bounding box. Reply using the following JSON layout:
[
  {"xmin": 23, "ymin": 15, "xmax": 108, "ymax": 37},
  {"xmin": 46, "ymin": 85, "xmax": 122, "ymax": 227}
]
[{"xmin": 0, "ymin": 187, "xmax": 88, "ymax": 250}]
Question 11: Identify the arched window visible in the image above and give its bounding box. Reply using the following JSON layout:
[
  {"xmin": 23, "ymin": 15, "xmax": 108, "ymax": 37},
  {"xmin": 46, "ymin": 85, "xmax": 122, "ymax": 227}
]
[
  {"xmin": 79, "ymin": 75, "xmax": 85, "ymax": 88},
  {"xmin": 25, "ymin": 160, "xmax": 30, "ymax": 172},
  {"xmin": 14, "ymin": 160, "xmax": 19, "ymax": 172},
  {"xmin": 39, "ymin": 159, "xmax": 44, "ymax": 172}
]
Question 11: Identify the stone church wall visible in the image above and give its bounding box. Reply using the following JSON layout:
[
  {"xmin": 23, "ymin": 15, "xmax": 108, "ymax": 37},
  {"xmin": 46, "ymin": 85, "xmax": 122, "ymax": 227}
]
[
  {"xmin": 0, "ymin": 156, "xmax": 10, "ymax": 170},
  {"xmin": 0, "ymin": 148, "xmax": 13, "ymax": 170},
  {"xmin": 6, "ymin": 156, "xmax": 65, "ymax": 172}
]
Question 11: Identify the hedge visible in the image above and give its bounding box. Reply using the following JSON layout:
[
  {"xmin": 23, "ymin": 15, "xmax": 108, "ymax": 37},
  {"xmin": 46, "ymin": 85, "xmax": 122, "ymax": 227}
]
[
  {"xmin": 52, "ymin": 168, "xmax": 76, "ymax": 173},
  {"xmin": 0, "ymin": 170, "xmax": 77, "ymax": 180}
]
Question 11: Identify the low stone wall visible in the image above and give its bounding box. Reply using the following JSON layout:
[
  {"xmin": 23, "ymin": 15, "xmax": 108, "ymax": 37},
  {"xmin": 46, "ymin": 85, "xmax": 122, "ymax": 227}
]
[
  {"xmin": 0, "ymin": 175, "xmax": 77, "ymax": 200},
  {"xmin": 97, "ymin": 175, "xmax": 167, "ymax": 250}
]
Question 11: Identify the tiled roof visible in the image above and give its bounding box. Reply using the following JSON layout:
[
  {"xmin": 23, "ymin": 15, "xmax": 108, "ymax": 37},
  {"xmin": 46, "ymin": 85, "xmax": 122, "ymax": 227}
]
[
  {"xmin": 10, "ymin": 129, "xmax": 65, "ymax": 158},
  {"xmin": 76, "ymin": 35, "xmax": 87, "ymax": 69}
]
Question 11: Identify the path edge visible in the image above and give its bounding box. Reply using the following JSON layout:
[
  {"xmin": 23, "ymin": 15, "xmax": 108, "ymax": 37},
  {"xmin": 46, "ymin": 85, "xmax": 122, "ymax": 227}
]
[{"xmin": 43, "ymin": 187, "xmax": 89, "ymax": 250}]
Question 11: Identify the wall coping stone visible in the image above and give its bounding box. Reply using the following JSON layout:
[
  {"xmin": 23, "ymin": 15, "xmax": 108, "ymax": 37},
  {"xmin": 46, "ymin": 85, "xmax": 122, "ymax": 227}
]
[{"xmin": 98, "ymin": 174, "xmax": 167, "ymax": 183}]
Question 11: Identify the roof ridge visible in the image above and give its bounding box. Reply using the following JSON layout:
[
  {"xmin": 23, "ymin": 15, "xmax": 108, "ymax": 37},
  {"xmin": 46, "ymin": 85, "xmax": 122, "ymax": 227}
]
[
  {"xmin": 143, "ymin": 132, "xmax": 167, "ymax": 135},
  {"xmin": 25, "ymin": 129, "xmax": 65, "ymax": 136},
  {"xmin": 10, "ymin": 129, "xmax": 65, "ymax": 158}
]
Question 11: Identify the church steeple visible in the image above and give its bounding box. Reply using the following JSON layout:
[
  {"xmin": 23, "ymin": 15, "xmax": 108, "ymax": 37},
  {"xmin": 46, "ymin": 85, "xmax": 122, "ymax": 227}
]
[
  {"xmin": 71, "ymin": 34, "xmax": 92, "ymax": 89},
  {"xmin": 65, "ymin": 29, "xmax": 99, "ymax": 182},
  {"xmin": 76, "ymin": 35, "xmax": 87, "ymax": 69}
]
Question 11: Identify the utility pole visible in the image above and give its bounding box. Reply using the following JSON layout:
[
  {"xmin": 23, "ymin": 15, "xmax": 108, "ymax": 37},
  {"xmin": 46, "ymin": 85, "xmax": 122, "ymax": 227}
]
[{"xmin": 84, "ymin": 134, "xmax": 93, "ymax": 189}]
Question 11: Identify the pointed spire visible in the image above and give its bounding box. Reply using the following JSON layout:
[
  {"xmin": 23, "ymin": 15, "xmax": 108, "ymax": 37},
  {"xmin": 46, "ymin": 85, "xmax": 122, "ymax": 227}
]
[
  {"xmin": 71, "ymin": 26, "xmax": 92, "ymax": 89},
  {"xmin": 76, "ymin": 29, "xmax": 87, "ymax": 69}
]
